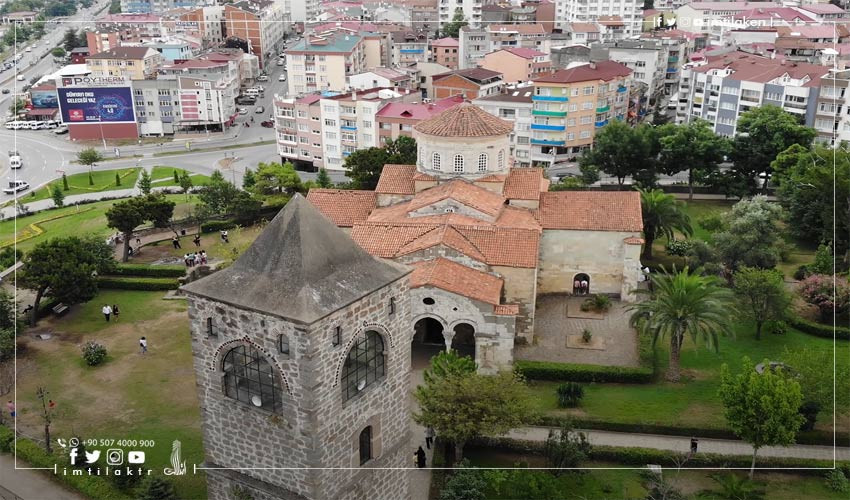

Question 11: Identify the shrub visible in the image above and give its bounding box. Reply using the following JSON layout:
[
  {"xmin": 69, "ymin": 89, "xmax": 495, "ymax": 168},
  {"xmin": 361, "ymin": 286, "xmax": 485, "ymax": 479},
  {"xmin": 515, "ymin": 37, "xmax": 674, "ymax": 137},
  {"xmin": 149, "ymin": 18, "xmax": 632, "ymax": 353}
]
[
  {"xmin": 581, "ymin": 294, "xmax": 611, "ymax": 313},
  {"xmin": 698, "ymin": 214, "xmax": 725, "ymax": 232},
  {"xmin": 799, "ymin": 400, "xmax": 822, "ymax": 432},
  {"xmin": 794, "ymin": 265, "xmax": 811, "ymax": 281},
  {"xmin": 200, "ymin": 220, "xmax": 236, "ymax": 233},
  {"xmin": 787, "ymin": 315, "xmax": 850, "ymax": 341},
  {"xmin": 764, "ymin": 320, "xmax": 787, "ymax": 336},
  {"xmin": 556, "ymin": 382, "xmax": 584, "ymax": 408},
  {"xmin": 97, "ymin": 277, "xmax": 179, "ymax": 291},
  {"xmin": 825, "ymin": 469, "xmax": 850, "ymax": 493},
  {"xmin": 81, "ymin": 341, "xmax": 107, "ymax": 366},
  {"xmin": 110, "ymin": 467, "xmax": 143, "ymax": 491},
  {"xmin": 0, "ymin": 425, "xmax": 14, "ymax": 452},
  {"xmin": 581, "ymin": 328, "xmax": 592, "ymax": 343},
  {"xmin": 797, "ymin": 274, "xmax": 850, "ymax": 322},
  {"xmin": 110, "ymin": 264, "xmax": 185, "ymax": 278},
  {"xmin": 666, "ymin": 239, "xmax": 694, "ymax": 257},
  {"xmin": 515, "ymin": 360, "xmax": 653, "ymax": 383}
]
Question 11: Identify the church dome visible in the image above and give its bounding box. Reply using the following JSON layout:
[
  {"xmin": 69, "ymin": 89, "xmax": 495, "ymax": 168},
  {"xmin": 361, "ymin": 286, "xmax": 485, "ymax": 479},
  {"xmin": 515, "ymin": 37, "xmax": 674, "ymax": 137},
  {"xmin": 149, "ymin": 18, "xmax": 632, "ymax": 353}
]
[{"xmin": 413, "ymin": 102, "xmax": 513, "ymax": 138}]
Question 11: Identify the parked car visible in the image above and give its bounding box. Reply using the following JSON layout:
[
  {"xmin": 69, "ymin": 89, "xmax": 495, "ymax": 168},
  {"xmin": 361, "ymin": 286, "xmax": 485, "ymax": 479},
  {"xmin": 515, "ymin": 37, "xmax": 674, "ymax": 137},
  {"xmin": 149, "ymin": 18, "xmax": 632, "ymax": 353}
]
[
  {"xmin": 238, "ymin": 107, "xmax": 248, "ymax": 115},
  {"xmin": 236, "ymin": 95, "xmax": 256, "ymax": 105},
  {"xmin": 261, "ymin": 120, "xmax": 274, "ymax": 128},
  {"xmin": 278, "ymin": 73, "xmax": 286, "ymax": 82},
  {"xmin": 28, "ymin": 121, "xmax": 46, "ymax": 130},
  {"xmin": 53, "ymin": 125, "xmax": 69, "ymax": 135},
  {"xmin": 0, "ymin": 88, "xmax": 8, "ymax": 94},
  {"xmin": 16, "ymin": 75, "xmax": 24, "ymax": 81},
  {"xmin": 257, "ymin": 74, "xmax": 269, "ymax": 82},
  {"xmin": 254, "ymin": 106, "xmax": 265, "ymax": 114},
  {"xmin": 9, "ymin": 151, "xmax": 23, "ymax": 169},
  {"xmin": 25, "ymin": 46, "xmax": 31, "ymax": 52},
  {"xmin": 3, "ymin": 180, "xmax": 29, "ymax": 194},
  {"xmin": 276, "ymin": 59, "xmax": 284, "ymax": 66}
]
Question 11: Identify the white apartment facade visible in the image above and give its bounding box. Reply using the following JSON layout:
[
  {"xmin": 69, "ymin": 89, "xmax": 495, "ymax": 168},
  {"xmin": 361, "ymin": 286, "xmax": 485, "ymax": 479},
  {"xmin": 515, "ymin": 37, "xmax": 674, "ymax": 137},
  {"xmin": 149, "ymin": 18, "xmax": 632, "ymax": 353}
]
[
  {"xmin": 674, "ymin": 2, "xmax": 781, "ymax": 46},
  {"xmin": 554, "ymin": 0, "xmax": 643, "ymax": 37},
  {"xmin": 439, "ymin": 0, "xmax": 483, "ymax": 29},
  {"xmin": 319, "ymin": 96, "xmax": 383, "ymax": 171},
  {"xmin": 472, "ymin": 87, "xmax": 535, "ymax": 167},
  {"xmin": 591, "ymin": 40, "xmax": 669, "ymax": 99}
]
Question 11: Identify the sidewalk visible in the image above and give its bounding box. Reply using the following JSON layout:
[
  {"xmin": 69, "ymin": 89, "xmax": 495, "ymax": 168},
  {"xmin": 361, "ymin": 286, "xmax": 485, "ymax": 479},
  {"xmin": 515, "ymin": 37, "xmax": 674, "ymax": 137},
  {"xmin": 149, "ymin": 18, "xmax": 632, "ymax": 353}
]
[
  {"xmin": 508, "ymin": 427, "xmax": 850, "ymax": 461},
  {"xmin": 0, "ymin": 189, "xmax": 138, "ymax": 220},
  {"xmin": 0, "ymin": 454, "xmax": 83, "ymax": 500}
]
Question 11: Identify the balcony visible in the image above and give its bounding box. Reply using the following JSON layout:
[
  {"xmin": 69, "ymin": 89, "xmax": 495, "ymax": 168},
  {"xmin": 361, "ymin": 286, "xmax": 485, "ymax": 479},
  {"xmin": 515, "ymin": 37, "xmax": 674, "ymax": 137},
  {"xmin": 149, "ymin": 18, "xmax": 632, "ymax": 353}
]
[
  {"xmin": 532, "ymin": 95, "xmax": 568, "ymax": 102},
  {"xmin": 668, "ymin": 56, "xmax": 679, "ymax": 62},
  {"xmin": 532, "ymin": 109, "xmax": 567, "ymax": 117},
  {"xmin": 341, "ymin": 125, "xmax": 357, "ymax": 131},
  {"xmin": 596, "ymin": 105, "xmax": 610, "ymax": 113},
  {"xmin": 531, "ymin": 123, "xmax": 566, "ymax": 131},
  {"xmin": 400, "ymin": 49, "xmax": 424, "ymax": 54},
  {"xmin": 595, "ymin": 120, "xmax": 608, "ymax": 128},
  {"xmin": 531, "ymin": 138, "xmax": 566, "ymax": 146}
]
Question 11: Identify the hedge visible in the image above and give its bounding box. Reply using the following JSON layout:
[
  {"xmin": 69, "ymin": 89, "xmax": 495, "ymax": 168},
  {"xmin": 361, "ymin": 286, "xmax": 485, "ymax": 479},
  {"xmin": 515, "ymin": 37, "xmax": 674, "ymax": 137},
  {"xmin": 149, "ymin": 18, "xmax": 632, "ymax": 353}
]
[
  {"xmin": 110, "ymin": 264, "xmax": 185, "ymax": 278},
  {"xmin": 0, "ymin": 426, "xmax": 131, "ymax": 499},
  {"xmin": 515, "ymin": 360, "xmax": 654, "ymax": 383},
  {"xmin": 97, "ymin": 276, "xmax": 179, "ymax": 291},
  {"xmin": 788, "ymin": 315, "xmax": 850, "ymax": 341},
  {"xmin": 0, "ymin": 425, "xmax": 13, "ymax": 452},
  {"xmin": 200, "ymin": 220, "xmax": 236, "ymax": 233},
  {"xmin": 537, "ymin": 416, "xmax": 848, "ymax": 447},
  {"xmin": 468, "ymin": 436, "xmax": 846, "ymax": 476}
]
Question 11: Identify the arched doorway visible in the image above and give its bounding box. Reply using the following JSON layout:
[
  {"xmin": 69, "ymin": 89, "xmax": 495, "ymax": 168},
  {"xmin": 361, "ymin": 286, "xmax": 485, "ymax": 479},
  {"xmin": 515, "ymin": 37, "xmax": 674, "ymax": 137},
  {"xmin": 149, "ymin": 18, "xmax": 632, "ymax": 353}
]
[
  {"xmin": 451, "ymin": 323, "xmax": 476, "ymax": 361},
  {"xmin": 573, "ymin": 273, "xmax": 590, "ymax": 295},
  {"xmin": 412, "ymin": 317, "xmax": 448, "ymax": 372}
]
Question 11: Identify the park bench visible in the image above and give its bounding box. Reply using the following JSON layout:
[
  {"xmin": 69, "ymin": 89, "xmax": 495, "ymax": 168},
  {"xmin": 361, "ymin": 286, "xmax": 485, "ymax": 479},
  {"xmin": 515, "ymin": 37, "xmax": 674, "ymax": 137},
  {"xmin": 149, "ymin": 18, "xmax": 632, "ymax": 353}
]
[{"xmin": 52, "ymin": 303, "xmax": 69, "ymax": 316}]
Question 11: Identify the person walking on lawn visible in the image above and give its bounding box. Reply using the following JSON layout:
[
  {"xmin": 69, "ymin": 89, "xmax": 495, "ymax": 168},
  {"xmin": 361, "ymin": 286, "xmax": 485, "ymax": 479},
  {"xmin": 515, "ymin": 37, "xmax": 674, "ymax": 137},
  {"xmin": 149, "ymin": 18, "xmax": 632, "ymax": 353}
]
[
  {"xmin": 193, "ymin": 234, "xmax": 201, "ymax": 247},
  {"xmin": 102, "ymin": 304, "xmax": 112, "ymax": 322},
  {"xmin": 425, "ymin": 427, "xmax": 435, "ymax": 449},
  {"xmin": 112, "ymin": 304, "xmax": 120, "ymax": 321},
  {"xmin": 139, "ymin": 337, "xmax": 147, "ymax": 354},
  {"xmin": 172, "ymin": 235, "xmax": 181, "ymax": 249}
]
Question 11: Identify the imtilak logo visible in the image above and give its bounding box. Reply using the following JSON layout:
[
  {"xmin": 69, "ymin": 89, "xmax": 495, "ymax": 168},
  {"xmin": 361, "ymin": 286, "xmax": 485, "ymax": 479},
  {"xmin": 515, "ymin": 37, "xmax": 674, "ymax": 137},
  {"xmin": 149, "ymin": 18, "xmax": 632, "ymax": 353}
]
[{"xmin": 164, "ymin": 440, "xmax": 187, "ymax": 476}]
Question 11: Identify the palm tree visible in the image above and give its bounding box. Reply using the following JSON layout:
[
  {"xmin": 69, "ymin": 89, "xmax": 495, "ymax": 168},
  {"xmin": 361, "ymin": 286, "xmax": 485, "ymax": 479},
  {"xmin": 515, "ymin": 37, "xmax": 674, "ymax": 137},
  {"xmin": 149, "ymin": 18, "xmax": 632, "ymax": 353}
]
[
  {"xmin": 638, "ymin": 188, "xmax": 693, "ymax": 260},
  {"xmin": 630, "ymin": 267, "xmax": 733, "ymax": 382}
]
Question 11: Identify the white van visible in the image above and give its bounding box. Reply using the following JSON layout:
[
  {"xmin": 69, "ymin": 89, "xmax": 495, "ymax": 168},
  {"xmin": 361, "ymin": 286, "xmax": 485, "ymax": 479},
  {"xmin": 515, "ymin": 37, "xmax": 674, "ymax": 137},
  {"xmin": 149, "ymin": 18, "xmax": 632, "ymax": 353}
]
[
  {"xmin": 29, "ymin": 121, "xmax": 46, "ymax": 130},
  {"xmin": 3, "ymin": 180, "xmax": 29, "ymax": 194},
  {"xmin": 10, "ymin": 155, "xmax": 22, "ymax": 169},
  {"xmin": 244, "ymin": 87, "xmax": 260, "ymax": 96}
]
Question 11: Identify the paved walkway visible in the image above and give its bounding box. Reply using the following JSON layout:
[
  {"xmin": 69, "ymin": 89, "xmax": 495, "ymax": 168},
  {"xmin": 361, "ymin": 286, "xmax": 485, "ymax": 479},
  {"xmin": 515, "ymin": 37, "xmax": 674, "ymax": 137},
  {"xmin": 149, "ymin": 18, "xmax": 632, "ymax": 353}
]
[
  {"xmin": 0, "ymin": 454, "xmax": 84, "ymax": 500},
  {"xmin": 516, "ymin": 296, "xmax": 639, "ymax": 367},
  {"xmin": 508, "ymin": 427, "xmax": 850, "ymax": 461}
]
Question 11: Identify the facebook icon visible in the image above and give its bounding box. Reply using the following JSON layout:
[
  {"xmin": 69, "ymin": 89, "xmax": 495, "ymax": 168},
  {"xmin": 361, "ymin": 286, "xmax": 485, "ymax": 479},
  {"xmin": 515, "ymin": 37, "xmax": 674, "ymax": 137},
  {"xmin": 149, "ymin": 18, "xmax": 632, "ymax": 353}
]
[{"xmin": 69, "ymin": 447, "xmax": 79, "ymax": 465}]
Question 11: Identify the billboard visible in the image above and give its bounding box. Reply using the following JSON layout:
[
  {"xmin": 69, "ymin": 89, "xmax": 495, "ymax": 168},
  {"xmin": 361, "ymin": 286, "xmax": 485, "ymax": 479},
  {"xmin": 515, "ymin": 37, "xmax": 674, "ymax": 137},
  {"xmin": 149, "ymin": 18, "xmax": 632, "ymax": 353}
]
[
  {"xmin": 30, "ymin": 89, "xmax": 59, "ymax": 109},
  {"xmin": 57, "ymin": 87, "xmax": 136, "ymax": 124}
]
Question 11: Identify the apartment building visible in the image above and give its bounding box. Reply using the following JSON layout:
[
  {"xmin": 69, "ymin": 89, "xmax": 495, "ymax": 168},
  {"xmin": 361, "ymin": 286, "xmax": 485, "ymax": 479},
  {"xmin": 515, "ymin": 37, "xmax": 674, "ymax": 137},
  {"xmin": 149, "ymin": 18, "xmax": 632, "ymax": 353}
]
[
  {"xmin": 439, "ymin": 0, "xmax": 483, "ymax": 29},
  {"xmin": 554, "ymin": 0, "xmax": 642, "ymax": 37},
  {"xmin": 176, "ymin": 75, "xmax": 238, "ymax": 131},
  {"xmin": 289, "ymin": 0, "xmax": 320, "ymax": 23},
  {"xmin": 640, "ymin": 29, "xmax": 707, "ymax": 96},
  {"xmin": 431, "ymin": 37, "xmax": 460, "ymax": 69},
  {"xmin": 813, "ymin": 69, "xmax": 850, "ymax": 146},
  {"xmin": 473, "ymin": 87, "xmax": 535, "ymax": 167},
  {"xmin": 564, "ymin": 23, "xmax": 601, "ymax": 45},
  {"xmin": 675, "ymin": 2, "xmax": 781, "ymax": 45},
  {"xmin": 86, "ymin": 29, "xmax": 123, "ymax": 56},
  {"xmin": 480, "ymin": 48, "xmax": 552, "ymax": 84},
  {"xmin": 391, "ymin": 31, "xmax": 430, "ymax": 67},
  {"xmin": 432, "ymin": 68, "xmax": 505, "ymax": 99},
  {"xmin": 458, "ymin": 26, "xmax": 489, "ymax": 69},
  {"xmin": 86, "ymin": 46, "xmax": 163, "ymax": 80},
  {"xmin": 349, "ymin": 68, "xmax": 413, "ymax": 90},
  {"xmin": 275, "ymin": 93, "xmax": 323, "ymax": 170},
  {"xmin": 285, "ymin": 30, "xmax": 380, "ymax": 94},
  {"xmin": 590, "ymin": 40, "xmax": 668, "ymax": 100},
  {"xmin": 180, "ymin": 5, "xmax": 225, "ymax": 47},
  {"xmin": 159, "ymin": 57, "xmax": 240, "ymax": 99},
  {"xmin": 488, "ymin": 24, "xmax": 550, "ymax": 53},
  {"xmin": 132, "ymin": 79, "xmax": 181, "ymax": 136},
  {"xmin": 95, "ymin": 13, "xmax": 163, "ymax": 40},
  {"xmin": 399, "ymin": 0, "xmax": 439, "ymax": 34},
  {"xmin": 223, "ymin": 0, "xmax": 287, "ymax": 69},
  {"xmin": 675, "ymin": 51, "xmax": 828, "ymax": 137},
  {"xmin": 120, "ymin": 0, "xmax": 209, "ymax": 14},
  {"xmin": 531, "ymin": 61, "xmax": 633, "ymax": 161},
  {"xmin": 375, "ymin": 95, "xmax": 464, "ymax": 142}
]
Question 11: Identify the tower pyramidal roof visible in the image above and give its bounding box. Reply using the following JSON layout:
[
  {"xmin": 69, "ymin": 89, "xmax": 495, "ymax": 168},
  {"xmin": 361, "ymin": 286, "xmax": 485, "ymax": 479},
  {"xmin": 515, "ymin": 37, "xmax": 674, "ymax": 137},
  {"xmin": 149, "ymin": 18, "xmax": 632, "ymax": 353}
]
[{"xmin": 182, "ymin": 194, "xmax": 410, "ymax": 324}]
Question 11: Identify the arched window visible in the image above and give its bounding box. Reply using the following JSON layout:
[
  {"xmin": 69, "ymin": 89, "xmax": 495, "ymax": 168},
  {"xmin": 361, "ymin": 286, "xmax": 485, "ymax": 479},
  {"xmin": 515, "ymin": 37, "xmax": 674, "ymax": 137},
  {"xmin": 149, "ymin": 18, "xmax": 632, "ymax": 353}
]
[
  {"xmin": 453, "ymin": 154, "xmax": 464, "ymax": 173},
  {"xmin": 432, "ymin": 152, "xmax": 441, "ymax": 171},
  {"xmin": 477, "ymin": 153, "xmax": 488, "ymax": 172},
  {"xmin": 341, "ymin": 331, "xmax": 385, "ymax": 401},
  {"xmin": 359, "ymin": 426, "xmax": 373, "ymax": 465},
  {"xmin": 222, "ymin": 345, "xmax": 283, "ymax": 412},
  {"xmin": 498, "ymin": 149, "xmax": 505, "ymax": 169}
]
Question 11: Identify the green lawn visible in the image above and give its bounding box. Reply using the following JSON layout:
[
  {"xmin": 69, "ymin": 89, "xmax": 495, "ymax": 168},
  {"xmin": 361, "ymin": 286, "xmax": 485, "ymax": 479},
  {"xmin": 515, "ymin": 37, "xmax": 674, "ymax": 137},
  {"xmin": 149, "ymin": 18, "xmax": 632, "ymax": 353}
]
[
  {"xmin": 0, "ymin": 194, "xmax": 198, "ymax": 253},
  {"xmin": 149, "ymin": 166, "xmax": 212, "ymax": 188},
  {"xmin": 130, "ymin": 224, "xmax": 263, "ymax": 265},
  {"xmin": 9, "ymin": 168, "xmax": 140, "ymax": 206},
  {"xmin": 530, "ymin": 322, "xmax": 850, "ymax": 432},
  {"xmin": 14, "ymin": 290, "xmax": 206, "ymax": 499}
]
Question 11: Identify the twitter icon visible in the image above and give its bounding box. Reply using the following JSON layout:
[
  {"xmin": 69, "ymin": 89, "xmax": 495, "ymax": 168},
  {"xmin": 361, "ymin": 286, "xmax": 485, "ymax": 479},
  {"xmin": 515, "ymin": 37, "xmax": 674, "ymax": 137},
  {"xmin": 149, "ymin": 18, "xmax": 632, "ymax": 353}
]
[{"xmin": 85, "ymin": 450, "xmax": 101, "ymax": 464}]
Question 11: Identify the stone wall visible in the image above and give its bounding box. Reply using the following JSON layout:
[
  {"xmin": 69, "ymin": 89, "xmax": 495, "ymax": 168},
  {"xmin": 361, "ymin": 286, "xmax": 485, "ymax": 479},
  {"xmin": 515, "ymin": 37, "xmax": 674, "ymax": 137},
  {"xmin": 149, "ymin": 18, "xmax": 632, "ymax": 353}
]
[
  {"xmin": 537, "ymin": 229, "xmax": 641, "ymax": 298},
  {"xmin": 186, "ymin": 274, "xmax": 412, "ymax": 500},
  {"xmin": 493, "ymin": 265, "xmax": 537, "ymax": 343},
  {"xmin": 376, "ymin": 193, "xmax": 413, "ymax": 207}
]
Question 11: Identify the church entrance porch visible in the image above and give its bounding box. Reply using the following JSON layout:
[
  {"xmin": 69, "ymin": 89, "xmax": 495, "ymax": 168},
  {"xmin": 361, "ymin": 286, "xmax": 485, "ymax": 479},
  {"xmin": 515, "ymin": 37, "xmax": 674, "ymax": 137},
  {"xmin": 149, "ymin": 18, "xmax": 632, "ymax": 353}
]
[
  {"xmin": 450, "ymin": 323, "xmax": 476, "ymax": 360},
  {"xmin": 412, "ymin": 317, "xmax": 448, "ymax": 372}
]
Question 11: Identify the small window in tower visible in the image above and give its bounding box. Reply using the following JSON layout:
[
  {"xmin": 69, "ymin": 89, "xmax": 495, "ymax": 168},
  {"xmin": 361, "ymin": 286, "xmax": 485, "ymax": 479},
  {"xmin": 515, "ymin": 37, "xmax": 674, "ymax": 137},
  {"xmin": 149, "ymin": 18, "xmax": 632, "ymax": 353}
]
[
  {"xmin": 333, "ymin": 326, "xmax": 341, "ymax": 347},
  {"xmin": 498, "ymin": 150, "xmax": 505, "ymax": 169},
  {"xmin": 206, "ymin": 317, "xmax": 217, "ymax": 337},
  {"xmin": 432, "ymin": 152, "xmax": 441, "ymax": 171},
  {"xmin": 389, "ymin": 297, "xmax": 396, "ymax": 315},
  {"xmin": 478, "ymin": 153, "xmax": 488, "ymax": 172},
  {"xmin": 453, "ymin": 154, "xmax": 464, "ymax": 172},
  {"xmin": 423, "ymin": 297, "xmax": 435, "ymax": 305},
  {"xmin": 359, "ymin": 426, "xmax": 373, "ymax": 465},
  {"xmin": 278, "ymin": 334, "xmax": 290, "ymax": 357}
]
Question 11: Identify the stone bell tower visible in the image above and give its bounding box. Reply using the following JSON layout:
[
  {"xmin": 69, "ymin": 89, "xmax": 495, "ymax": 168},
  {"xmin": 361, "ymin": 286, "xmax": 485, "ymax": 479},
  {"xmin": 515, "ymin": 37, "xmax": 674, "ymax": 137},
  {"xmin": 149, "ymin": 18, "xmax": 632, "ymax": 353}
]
[{"xmin": 182, "ymin": 195, "xmax": 412, "ymax": 500}]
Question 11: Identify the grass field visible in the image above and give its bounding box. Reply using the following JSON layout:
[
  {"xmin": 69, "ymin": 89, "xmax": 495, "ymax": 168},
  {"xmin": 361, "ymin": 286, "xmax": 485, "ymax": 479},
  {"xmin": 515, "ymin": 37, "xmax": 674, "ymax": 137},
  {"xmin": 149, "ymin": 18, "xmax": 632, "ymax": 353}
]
[
  {"xmin": 0, "ymin": 194, "xmax": 199, "ymax": 253},
  {"xmin": 130, "ymin": 224, "xmax": 264, "ymax": 265},
  {"xmin": 9, "ymin": 168, "xmax": 141, "ymax": 206},
  {"xmin": 13, "ymin": 290, "xmax": 206, "ymax": 499},
  {"xmin": 149, "ymin": 166, "xmax": 212, "ymax": 188},
  {"xmin": 529, "ymin": 321, "xmax": 850, "ymax": 432}
]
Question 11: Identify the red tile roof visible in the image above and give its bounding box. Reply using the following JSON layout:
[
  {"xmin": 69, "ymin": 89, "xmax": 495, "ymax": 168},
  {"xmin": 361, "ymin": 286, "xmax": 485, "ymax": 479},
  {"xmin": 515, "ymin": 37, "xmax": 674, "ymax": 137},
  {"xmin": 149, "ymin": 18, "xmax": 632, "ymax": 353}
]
[
  {"xmin": 410, "ymin": 258, "xmax": 503, "ymax": 305},
  {"xmin": 569, "ymin": 23, "xmax": 600, "ymax": 33},
  {"xmin": 413, "ymin": 103, "xmax": 513, "ymax": 137},
  {"xmin": 376, "ymin": 95, "xmax": 463, "ymax": 120},
  {"xmin": 537, "ymin": 191, "xmax": 643, "ymax": 232},
  {"xmin": 305, "ymin": 189, "xmax": 376, "ymax": 227},
  {"xmin": 691, "ymin": 51, "xmax": 829, "ymax": 87},
  {"xmin": 431, "ymin": 37, "xmax": 459, "ymax": 47},
  {"xmin": 494, "ymin": 304, "xmax": 520, "ymax": 315},
  {"xmin": 534, "ymin": 60, "xmax": 631, "ymax": 83},
  {"xmin": 504, "ymin": 168, "xmax": 545, "ymax": 201},
  {"xmin": 375, "ymin": 164, "xmax": 417, "ymax": 195},
  {"xmin": 406, "ymin": 178, "xmax": 506, "ymax": 217},
  {"xmin": 501, "ymin": 47, "xmax": 546, "ymax": 59}
]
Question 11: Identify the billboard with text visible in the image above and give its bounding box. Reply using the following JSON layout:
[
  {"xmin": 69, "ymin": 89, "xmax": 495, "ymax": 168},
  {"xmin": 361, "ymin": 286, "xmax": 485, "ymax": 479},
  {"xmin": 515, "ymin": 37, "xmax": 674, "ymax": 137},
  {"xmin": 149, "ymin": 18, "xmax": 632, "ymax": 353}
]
[{"xmin": 57, "ymin": 87, "xmax": 136, "ymax": 124}]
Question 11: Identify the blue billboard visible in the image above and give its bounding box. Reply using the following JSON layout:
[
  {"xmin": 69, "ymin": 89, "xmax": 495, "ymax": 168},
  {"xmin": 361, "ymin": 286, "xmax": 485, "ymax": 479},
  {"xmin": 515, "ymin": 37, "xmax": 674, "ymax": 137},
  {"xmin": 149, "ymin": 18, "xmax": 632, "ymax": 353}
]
[{"xmin": 57, "ymin": 87, "xmax": 136, "ymax": 124}]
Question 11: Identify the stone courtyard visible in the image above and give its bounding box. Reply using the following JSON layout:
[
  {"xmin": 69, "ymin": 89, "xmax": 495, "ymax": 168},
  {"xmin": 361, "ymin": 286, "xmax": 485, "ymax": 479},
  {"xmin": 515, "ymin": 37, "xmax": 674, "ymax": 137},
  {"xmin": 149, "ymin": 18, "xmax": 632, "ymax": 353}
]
[{"xmin": 515, "ymin": 295, "xmax": 640, "ymax": 367}]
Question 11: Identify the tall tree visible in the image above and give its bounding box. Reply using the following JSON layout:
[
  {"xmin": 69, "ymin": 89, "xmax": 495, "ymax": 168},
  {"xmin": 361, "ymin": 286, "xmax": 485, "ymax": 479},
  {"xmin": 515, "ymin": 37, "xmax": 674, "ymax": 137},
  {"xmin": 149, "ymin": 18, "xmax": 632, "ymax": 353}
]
[
  {"xmin": 62, "ymin": 28, "xmax": 80, "ymax": 52},
  {"xmin": 638, "ymin": 188, "xmax": 693, "ymax": 260},
  {"xmin": 0, "ymin": 288, "xmax": 21, "ymax": 362},
  {"xmin": 579, "ymin": 120, "xmax": 652, "ymax": 187},
  {"xmin": 719, "ymin": 358, "xmax": 805, "ymax": 478},
  {"xmin": 252, "ymin": 162, "xmax": 301, "ymax": 195},
  {"xmin": 51, "ymin": 184, "xmax": 64, "ymax": 208},
  {"xmin": 344, "ymin": 147, "xmax": 390, "ymax": 190},
  {"xmin": 782, "ymin": 347, "xmax": 850, "ymax": 417},
  {"xmin": 76, "ymin": 148, "xmax": 103, "ymax": 178},
  {"xmin": 414, "ymin": 369, "xmax": 535, "ymax": 462},
  {"xmin": 442, "ymin": 7, "xmax": 467, "ymax": 38},
  {"xmin": 197, "ymin": 173, "xmax": 241, "ymax": 215},
  {"xmin": 630, "ymin": 267, "xmax": 733, "ymax": 382},
  {"xmin": 714, "ymin": 196, "xmax": 785, "ymax": 272},
  {"xmin": 659, "ymin": 119, "xmax": 730, "ymax": 200},
  {"xmin": 242, "ymin": 168, "xmax": 256, "ymax": 190},
  {"xmin": 20, "ymin": 236, "xmax": 114, "ymax": 325},
  {"xmin": 422, "ymin": 349, "xmax": 476, "ymax": 386},
  {"xmin": 106, "ymin": 194, "xmax": 175, "ymax": 262},
  {"xmin": 179, "ymin": 170, "xmax": 193, "ymax": 196},
  {"xmin": 730, "ymin": 106, "xmax": 816, "ymax": 193},
  {"xmin": 385, "ymin": 136, "xmax": 417, "ymax": 164},
  {"xmin": 315, "ymin": 168, "xmax": 332, "ymax": 188},
  {"xmin": 138, "ymin": 170, "xmax": 152, "ymax": 195},
  {"xmin": 732, "ymin": 267, "xmax": 790, "ymax": 340}
]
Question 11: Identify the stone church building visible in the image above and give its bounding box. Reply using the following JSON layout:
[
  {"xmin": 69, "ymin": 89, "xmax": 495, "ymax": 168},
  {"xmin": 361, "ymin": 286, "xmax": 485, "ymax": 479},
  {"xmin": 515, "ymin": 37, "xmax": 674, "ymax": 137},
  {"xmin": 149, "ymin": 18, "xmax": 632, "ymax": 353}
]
[{"xmin": 307, "ymin": 103, "xmax": 644, "ymax": 373}]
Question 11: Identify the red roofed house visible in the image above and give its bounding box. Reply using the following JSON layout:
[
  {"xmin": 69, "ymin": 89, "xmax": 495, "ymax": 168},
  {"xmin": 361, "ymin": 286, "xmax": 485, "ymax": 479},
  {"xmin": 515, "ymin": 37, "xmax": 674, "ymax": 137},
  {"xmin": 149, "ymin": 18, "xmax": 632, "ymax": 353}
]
[
  {"xmin": 376, "ymin": 95, "xmax": 464, "ymax": 142},
  {"xmin": 479, "ymin": 48, "xmax": 553, "ymax": 83},
  {"xmin": 306, "ymin": 102, "xmax": 644, "ymax": 372},
  {"xmin": 431, "ymin": 37, "xmax": 460, "ymax": 70},
  {"xmin": 432, "ymin": 68, "xmax": 505, "ymax": 99}
]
